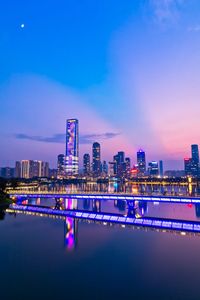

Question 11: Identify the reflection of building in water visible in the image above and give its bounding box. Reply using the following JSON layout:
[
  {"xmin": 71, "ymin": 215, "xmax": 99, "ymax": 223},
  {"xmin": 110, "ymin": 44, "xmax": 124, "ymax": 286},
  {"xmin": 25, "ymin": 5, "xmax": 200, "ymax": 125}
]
[
  {"xmin": 64, "ymin": 217, "xmax": 78, "ymax": 251},
  {"xmin": 64, "ymin": 198, "xmax": 77, "ymax": 210},
  {"xmin": 131, "ymin": 185, "xmax": 139, "ymax": 194},
  {"xmin": 114, "ymin": 200, "xmax": 126, "ymax": 212},
  {"xmin": 64, "ymin": 198, "xmax": 78, "ymax": 250},
  {"xmin": 83, "ymin": 199, "xmax": 90, "ymax": 210},
  {"xmin": 195, "ymin": 204, "xmax": 200, "ymax": 218},
  {"xmin": 108, "ymin": 182, "xmax": 118, "ymax": 193},
  {"xmin": 92, "ymin": 200, "xmax": 101, "ymax": 212},
  {"xmin": 127, "ymin": 200, "xmax": 147, "ymax": 218},
  {"xmin": 36, "ymin": 198, "xmax": 41, "ymax": 206},
  {"xmin": 138, "ymin": 201, "xmax": 148, "ymax": 215}
]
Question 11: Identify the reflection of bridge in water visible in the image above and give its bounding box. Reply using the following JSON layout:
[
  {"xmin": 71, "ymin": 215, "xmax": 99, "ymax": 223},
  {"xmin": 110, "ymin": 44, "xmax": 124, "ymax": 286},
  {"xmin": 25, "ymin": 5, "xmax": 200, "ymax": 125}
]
[
  {"xmin": 6, "ymin": 202, "xmax": 200, "ymax": 239},
  {"xmin": 6, "ymin": 193, "xmax": 200, "ymax": 251}
]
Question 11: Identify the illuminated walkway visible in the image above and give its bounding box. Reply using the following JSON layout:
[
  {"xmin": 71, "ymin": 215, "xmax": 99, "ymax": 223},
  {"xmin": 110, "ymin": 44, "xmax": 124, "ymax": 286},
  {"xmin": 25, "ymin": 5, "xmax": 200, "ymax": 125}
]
[
  {"xmin": 8, "ymin": 191, "xmax": 200, "ymax": 204},
  {"xmin": 7, "ymin": 204, "xmax": 200, "ymax": 234}
]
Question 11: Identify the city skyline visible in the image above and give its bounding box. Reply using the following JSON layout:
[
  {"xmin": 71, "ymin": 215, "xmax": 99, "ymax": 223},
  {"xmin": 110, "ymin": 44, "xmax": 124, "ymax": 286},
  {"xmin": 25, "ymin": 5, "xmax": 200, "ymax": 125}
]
[
  {"xmin": 1, "ymin": 1, "xmax": 200, "ymax": 169},
  {"xmin": 2, "ymin": 117, "xmax": 200, "ymax": 179},
  {"xmin": 1, "ymin": 115, "xmax": 200, "ymax": 172}
]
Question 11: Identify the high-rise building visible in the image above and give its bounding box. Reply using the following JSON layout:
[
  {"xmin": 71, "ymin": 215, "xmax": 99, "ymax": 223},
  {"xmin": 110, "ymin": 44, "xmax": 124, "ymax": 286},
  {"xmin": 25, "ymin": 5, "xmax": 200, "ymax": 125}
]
[
  {"xmin": 16, "ymin": 160, "xmax": 49, "ymax": 179},
  {"xmin": 83, "ymin": 153, "xmax": 90, "ymax": 175},
  {"xmin": 184, "ymin": 158, "xmax": 192, "ymax": 176},
  {"xmin": 15, "ymin": 161, "xmax": 21, "ymax": 178},
  {"xmin": 66, "ymin": 119, "xmax": 79, "ymax": 176},
  {"xmin": 125, "ymin": 157, "xmax": 131, "ymax": 177},
  {"xmin": 92, "ymin": 142, "xmax": 101, "ymax": 176},
  {"xmin": 159, "ymin": 160, "xmax": 164, "ymax": 177},
  {"xmin": 32, "ymin": 160, "xmax": 40, "ymax": 177},
  {"xmin": 0, "ymin": 167, "xmax": 14, "ymax": 178},
  {"xmin": 191, "ymin": 144, "xmax": 199, "ymax": 164},
  {"xmin": 137, "ymin": 149, "xmax": 146, "ymax": 176},
  {"xmin": 148, "ymin": 161, "xmax": 159, "ymax": 176},
  {"xmin": 42, "ymin": 162, "xmax": 49, "ymax": 177},
  {"xmin": 191, "ymin": 144, "xmax": 199, "ymax": 176},
  {"xmin": 108, "ymin": 162, "xmax": 115, "ymax": 177},
  {"xmin": 102, "ymin": 160, "xmax": 108, "ymax": 176},
  {"xmin": 57, "ymin": 154, "xmax": 65, "ymax": 178},
  {"xmin": 117, "ymin": 152, "xmax": 125, "ymax": 164},
  {"xmin": 113, "ymin": 151, "xmax": 125, "ymax": 177},
  {"xmin": 113, "ymin": 155, "xmax": 118, "ymax": 175},
  {"xmin": 21, "ymin": 160, "xmax": 32, "ymax": 178}
]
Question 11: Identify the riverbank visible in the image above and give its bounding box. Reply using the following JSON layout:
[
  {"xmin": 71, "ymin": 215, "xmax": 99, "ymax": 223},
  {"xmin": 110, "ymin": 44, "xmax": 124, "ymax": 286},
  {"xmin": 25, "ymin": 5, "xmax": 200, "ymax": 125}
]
[{"xmin": 0, "ymin": 194, "xmax": 13, "ymax": 207}]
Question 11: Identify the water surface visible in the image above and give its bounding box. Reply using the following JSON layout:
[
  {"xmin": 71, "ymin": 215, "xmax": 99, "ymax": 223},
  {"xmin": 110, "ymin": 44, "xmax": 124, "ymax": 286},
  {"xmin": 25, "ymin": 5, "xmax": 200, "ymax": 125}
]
[{"xmin": 1, "ymin": 198, "xmax": 200, "ymax": 300}]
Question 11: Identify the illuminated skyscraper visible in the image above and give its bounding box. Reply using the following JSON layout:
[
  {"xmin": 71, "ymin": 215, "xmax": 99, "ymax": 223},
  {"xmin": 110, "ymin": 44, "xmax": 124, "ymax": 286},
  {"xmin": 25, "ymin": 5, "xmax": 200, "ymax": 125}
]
[
  {"xmin": 191, "ymin": 144, "xmax": 199, "ymax": 164},
  {"xmin": 83, "ymin": 153, "xmax": 90, "ymax": 175},
  {"xmin": 125, "ymin": 157, "xmax": 131, "ymax": 177},
  {"xmin": 148, "ymin": 161, "xmax": 159, "ymax": 176},
  {"xmin": 92, "ymin": 142, "xmax": 101, "ymax": 176},
  {"xmin": 117, "ymin": 152, "xmax": 125, "ymax": 164},
  {"xmin": 108, "ymin": 162, "xmax": 115, "ymax": 176},
  {"xmin": 159, "ymin": 160, "xmax": 164, "ymax": 177},
  {"xmin": 113, "ymin": 151, "xmax": 125, "ymax": 177},
  {"xmin": 137, "ymin": 149, "xmax": 146, "ymax": 176},
  {"xmin": 102, "ymin": 160, "xmax": 108, "ymax": 176},
  {"xmin": 184, "ymin": 158, "xmax": 192, "ymax": 176},
  {"xmin": 21, "ymin": 160, "xmax": 32, "ymax": 178},
  {"xmin": 19, "ymin": 160, "xmax": 49, "ymax": 178},
  {"xmin": 66, "ymin": 119, "xmax": 79, "ymax": 175},
  {"xmin": 191, "ymin": 144, "xmax": 199, "ymax": 176}
]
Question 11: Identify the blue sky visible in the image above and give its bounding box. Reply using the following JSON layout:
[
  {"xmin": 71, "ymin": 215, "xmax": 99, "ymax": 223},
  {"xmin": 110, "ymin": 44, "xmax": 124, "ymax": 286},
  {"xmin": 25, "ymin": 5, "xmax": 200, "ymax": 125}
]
[{"xmin": 1, "ymin": 0, "xmax": 200, "ymax": 169}]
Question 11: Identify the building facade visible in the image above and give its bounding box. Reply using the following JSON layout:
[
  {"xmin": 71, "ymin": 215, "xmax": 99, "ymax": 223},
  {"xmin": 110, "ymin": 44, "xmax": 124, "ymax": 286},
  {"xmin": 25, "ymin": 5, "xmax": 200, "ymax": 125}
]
[
  {"xmin": 137, "ymin": 149, "xmax": 146, "ymax": 176},
  {"xmin": 57, "ymin": 154, "xmax": 65, "ymax": 178},
  {"xmin": 113, "ymin": 151, "xmax": 126, "ymax": 177},
  {"xmin": 92, "ymin": 142, "xmax": 101, "ymax": 176},
  {"xmin": 191, "ymin": 144, "xmax": 199, "ymax": 176},
  {"xmin": 16, "ymin": 160, "xmax": 49, "ymax": 179},
  {"xmin": 83, "ymin": 153, "xmax": 90, "ymax": 176},
  {"xmin": 159, "ymin": 160, "xmax": 164, "ymax": 177},
  {"xmin": 125, "ymin": 157, "xmax": 131, "ymax": 178},
  {"xmin": 148, "ymin": 161, "xmax": 159, "ymax": 176},
  {"xmin": 0, "ymin": 167, "xmax": 15, "ymax": 178},
  {"xmin": 66, "ymin": 119, "xmax": 79, "ymax": 176}
]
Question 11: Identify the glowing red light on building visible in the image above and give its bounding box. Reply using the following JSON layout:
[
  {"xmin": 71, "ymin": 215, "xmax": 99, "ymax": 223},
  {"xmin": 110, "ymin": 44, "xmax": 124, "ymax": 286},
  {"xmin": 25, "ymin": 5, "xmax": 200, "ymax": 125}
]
[{"xmin": 187, "ymin": 203, "xmax": 192, "ymax": 208}]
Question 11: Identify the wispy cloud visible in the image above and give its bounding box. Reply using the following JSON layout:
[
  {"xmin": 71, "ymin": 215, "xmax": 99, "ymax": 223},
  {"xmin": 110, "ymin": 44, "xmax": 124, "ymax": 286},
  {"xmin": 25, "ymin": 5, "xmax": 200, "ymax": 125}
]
[
  {"xmin": 150, "ymin": 0, "xmax": 184, "ymax": 23},
  {"xmin": 15, "ymin": 133, "xmax": 65, "ymax": 144},
  {"xmin": 80, "ymin": 133, "xmax": 121, "ymax": 144},
  {"xmin": 187, "ymin": 25, "xmax": 200, "ymax": 32},
  {"xmin": 15, "ymin": 132, "xmax": 121, "ymax": 145}
]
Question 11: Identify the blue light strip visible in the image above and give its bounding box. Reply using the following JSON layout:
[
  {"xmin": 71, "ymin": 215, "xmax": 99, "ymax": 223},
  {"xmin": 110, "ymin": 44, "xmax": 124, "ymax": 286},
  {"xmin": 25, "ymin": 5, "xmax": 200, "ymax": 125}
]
[
  {"xmin": 9, "ymin": 192, "xmax": 200, "ymax": 204},
  {"xmin": 7, "ymin": 204, "xmax": 200, "ymax": 233}
]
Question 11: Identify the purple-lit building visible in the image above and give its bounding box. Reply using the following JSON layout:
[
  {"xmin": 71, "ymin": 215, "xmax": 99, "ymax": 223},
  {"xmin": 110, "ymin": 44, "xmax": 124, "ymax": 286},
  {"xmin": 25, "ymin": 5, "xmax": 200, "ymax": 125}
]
[
  {"xmin": 66, "ymin": 119, "xmax": 79, "ymax": 176},
  {"xmin": 137, "ymin": 149, "xmax": 146, "ymax": 176}
]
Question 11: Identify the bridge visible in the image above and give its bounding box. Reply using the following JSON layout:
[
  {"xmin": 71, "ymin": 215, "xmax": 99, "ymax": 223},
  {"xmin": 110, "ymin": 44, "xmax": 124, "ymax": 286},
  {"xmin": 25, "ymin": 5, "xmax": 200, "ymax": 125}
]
[
  {"xmin": 8, "ymin": 190, "xmax": 200, "ymax": 204},
  {"xmin": 6, "ymin": 203, "xmax": 200, "ymax": 234}
]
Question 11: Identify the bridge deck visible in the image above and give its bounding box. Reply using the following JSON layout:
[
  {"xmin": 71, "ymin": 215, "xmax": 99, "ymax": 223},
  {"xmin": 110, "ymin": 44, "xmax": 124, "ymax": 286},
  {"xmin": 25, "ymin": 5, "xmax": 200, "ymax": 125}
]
[
  {"xmin": 7, "ymin": 204, "xmax": 200, "ymax": 234},
  {"xmin": 8, "ymin": 192, "xmax": 200, "ymax": 204}
]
